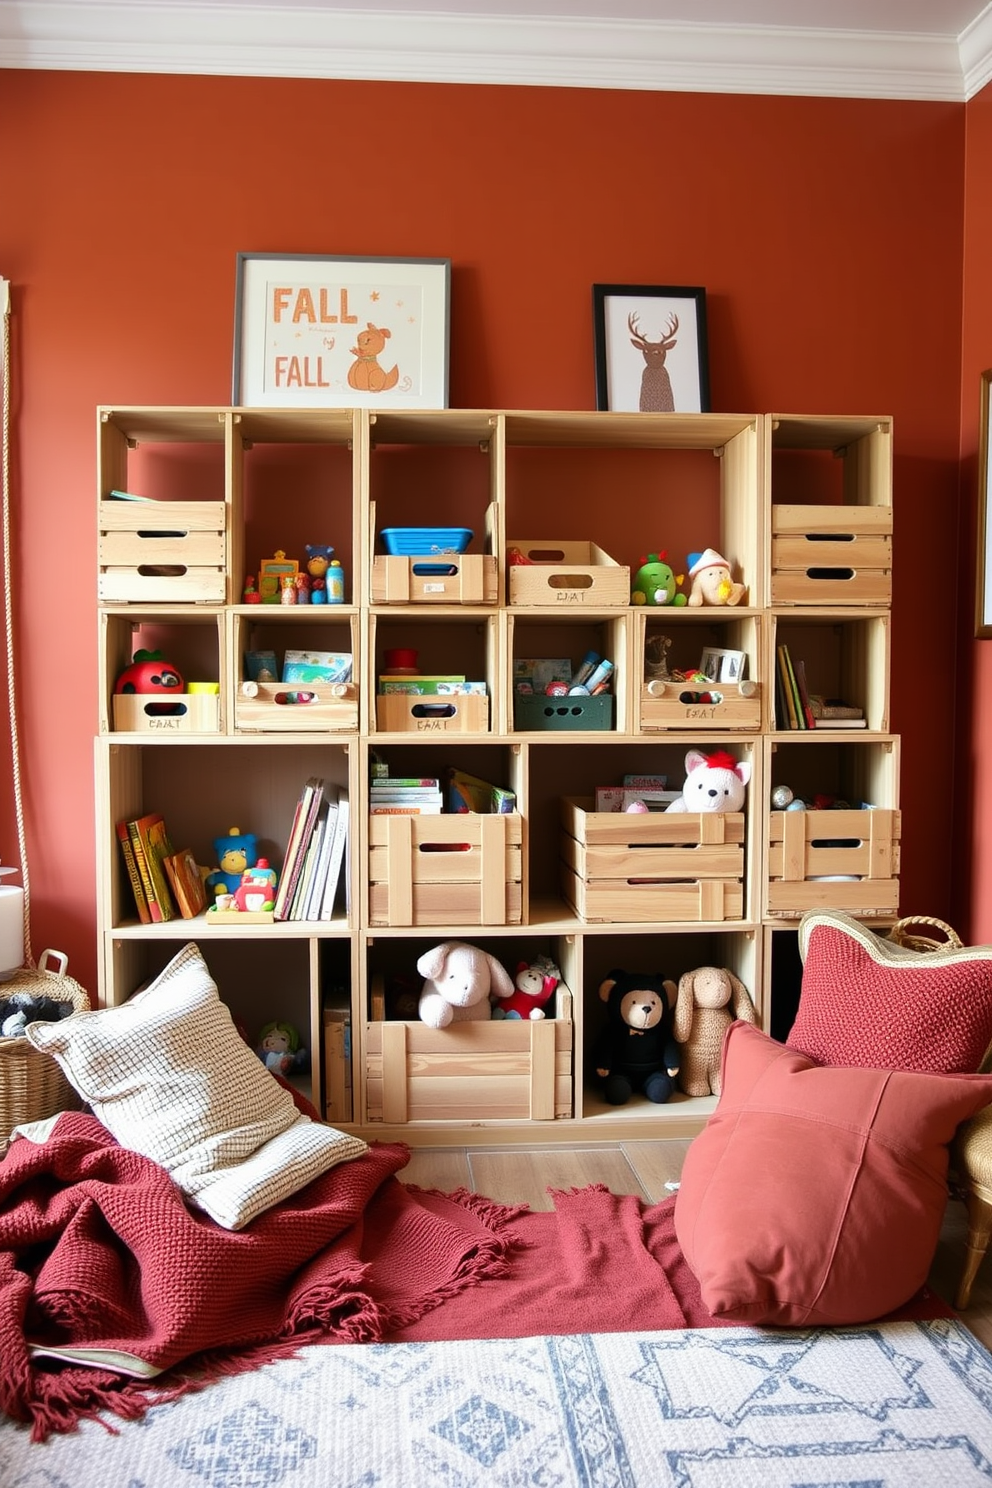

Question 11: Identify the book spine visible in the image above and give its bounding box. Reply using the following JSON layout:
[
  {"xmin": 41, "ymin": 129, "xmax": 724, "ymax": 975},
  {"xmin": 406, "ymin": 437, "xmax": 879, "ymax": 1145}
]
[
  {"xmin": 780, "ymin": 646, "xmax": 807, "ymax": 730},
  {"xmin": 371, "ymin": 778, "xmax": 440, "ymax": 788},
  {"xmin": 776, "ymin": 646, "xmax": 799, "ymax": 730},
  {"xmin": 793, "ymin": 657, "xmax": 816, "ymax": 729},
  {"xmin": 128, "ymin": 821, "xmax": 161, "ymax": 921},
  {"xmin": 117, "ymin": 820, "xmax": 151, "ymax": 924}
]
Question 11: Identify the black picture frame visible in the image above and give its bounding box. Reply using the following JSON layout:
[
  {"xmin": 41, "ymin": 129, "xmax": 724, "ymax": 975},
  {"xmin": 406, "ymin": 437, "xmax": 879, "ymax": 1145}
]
[
  {"xmin": 977, "ymin": 370, "xmax": 992, "ymax": 636},
  {"xmin": 593, "ymin": 284, "xmax": 710, "ymax": 414},
  {"xmin": 233, "ymin": 252, "xmax": 451, "ymax": 409}
]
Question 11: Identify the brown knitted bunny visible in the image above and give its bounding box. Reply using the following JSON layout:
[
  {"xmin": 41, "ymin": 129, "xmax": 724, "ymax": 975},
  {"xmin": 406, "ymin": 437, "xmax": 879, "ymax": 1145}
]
[{"xmin": 672, "ymin": 966, "xmax": 757, "ymax": 1096}]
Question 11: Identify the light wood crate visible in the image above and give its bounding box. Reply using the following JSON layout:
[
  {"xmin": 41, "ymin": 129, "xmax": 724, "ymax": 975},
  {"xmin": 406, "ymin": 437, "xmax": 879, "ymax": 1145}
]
[
  {"xmin": 98, "ymin": 500, "xmax": 227, "ymax": 604},
  {"xmin": 112, "ymin": 692, "xmax": 220, "ymax": 734},
  {"xmin": 639, "ymin": 678, "xmax": 762, "ymax": 731},
  {"xmin": 766, "ymin": 807, "xmax": 901, "ymax": 916},
  {"xmin": 371, "ymin": 553, "xmax": 498, "ymax": 605},
  {"xmin": 236, "ymin": 680, "xmax": 358, "ymax": 733},
  {"xmin": 376, "ymin": 693, "xmax": 489, "ymax": 734},
  {"xmin": 771, "ymin": 505, "xmax": 892, "ymax": 605},
  {"xmin": 364, "ymin": 984, "xmax": 573, "ymax": 1123},
  {"xmin": 560, "ymin": 797, "xmax": 745, "ymax": 923},
  {"xmin": 368, "ymin": 812, "xmax": 523, "ymax": 926},
  {"xmin": 323, "ymin": 1009, "xmax": 353, "ymax": 1124},
  {"xmin": 508, "ymin": 540, "xmax": 629, "ymax": 607}
]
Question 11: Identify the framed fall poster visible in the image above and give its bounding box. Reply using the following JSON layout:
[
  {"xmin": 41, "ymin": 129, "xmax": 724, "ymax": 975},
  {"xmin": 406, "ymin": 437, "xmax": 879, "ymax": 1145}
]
[{"xmin": 233, "ymin": 253, "xmax": 451, "ymax": 409}]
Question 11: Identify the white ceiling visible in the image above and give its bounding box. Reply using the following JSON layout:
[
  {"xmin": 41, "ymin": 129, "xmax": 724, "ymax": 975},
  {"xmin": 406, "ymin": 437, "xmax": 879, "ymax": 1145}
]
[{"xmin": 2, "ymin": 0, "xmax": 991, "ymax": 100}]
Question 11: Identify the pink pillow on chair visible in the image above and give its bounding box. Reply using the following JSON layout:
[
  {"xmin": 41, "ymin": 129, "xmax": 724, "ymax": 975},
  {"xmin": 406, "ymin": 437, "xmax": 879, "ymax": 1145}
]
[
  {"xmin": 788, "ymin": 909, "xmax": 992, "ymax": 1073},
  {"xmin": 674, "ymin": 1021, "xmax": 992, "ymax": 1325}
]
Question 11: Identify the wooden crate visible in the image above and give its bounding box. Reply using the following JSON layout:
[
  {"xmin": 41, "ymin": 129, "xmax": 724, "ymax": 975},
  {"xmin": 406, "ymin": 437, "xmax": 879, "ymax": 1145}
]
[
  {"xmin": 376, "ymin": 693, "xmax": 489, "ymax": 734},
  {"xmin": 371, "ymin": 553, "xmax": 498, "ymax": 605},
  {"xmin": 766, "ymin": 807, "xmax": 901, "ymax": 916},
  {"xmin": 98, "ymin": 500, "xmax": 227, "ymax": 603},
  {"xmin": 771, "ymin": 505, "xmax": 892, "ymax": 605},
  {"xmin": 112, "ymin": 692, "xmax": 219, "ymax": 734},
  {"xmin": 364, "ymin": 984, "xmax": 573, "ymax": 1123},
  {"xmin": 508, "ymin": 540, "xmax": 629, "ymax": 607},
  {"xmin": 640, "ymin": 677, "xmax": 762, "ymax": 731},
  {"xmin": 236, "ymin": 680, "xmax": 358, "ymax": 733},
  {"xmin": 323, "ymin": 1008, "xmax": 353, "ymax": 1125},
  {"xmin": 560, "ymin": 797, "xmax": 745, "ymax": 922},
  {"xmin": 368, "ymin": 812, "xmax": 522, "ymax": 926}
]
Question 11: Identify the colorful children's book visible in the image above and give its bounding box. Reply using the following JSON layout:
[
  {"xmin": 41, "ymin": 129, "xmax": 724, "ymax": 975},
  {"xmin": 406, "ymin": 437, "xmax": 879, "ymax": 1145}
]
[
  {"xmin": 116, "ymin": 820, "xmax": 151, "ymax": 924},
  {"xmin": 128, "ymin": 813, "xmax": 177, "ymax": 922},
  {"xmin": 274, "ymin": 778, "xmax": 325, "ymax": 921},
  {"xmin": 162, "ymin": 847, "xmax": 208, "ymax": 919}
]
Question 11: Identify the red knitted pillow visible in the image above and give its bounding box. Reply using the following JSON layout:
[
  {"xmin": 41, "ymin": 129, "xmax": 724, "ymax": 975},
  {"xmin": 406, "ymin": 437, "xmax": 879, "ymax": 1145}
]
[
  {"xmin": 674, "ymin": 1021, "xmax": 992, "ymax": 1325},
  {"xmin": 788, "ymin": 910, "xmax": 992, "ymax": 1073}
]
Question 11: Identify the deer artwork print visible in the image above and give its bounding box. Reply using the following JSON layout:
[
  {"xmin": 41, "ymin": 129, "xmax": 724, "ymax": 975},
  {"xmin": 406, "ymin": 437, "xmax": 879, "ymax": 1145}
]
[
  {"xmin": 628, "ymin": 311, "xmax": 679, "ymax": 413},
  {"xmin": 347, "ymin": 322, "xmax": 400, "ymax": 393}
]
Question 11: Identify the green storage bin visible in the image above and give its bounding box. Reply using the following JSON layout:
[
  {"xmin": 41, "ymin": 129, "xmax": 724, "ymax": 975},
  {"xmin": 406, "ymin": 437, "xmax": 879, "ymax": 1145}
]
[{"xmin": 514, "ymin": 694, "xmax": 614, "ymax": 732}]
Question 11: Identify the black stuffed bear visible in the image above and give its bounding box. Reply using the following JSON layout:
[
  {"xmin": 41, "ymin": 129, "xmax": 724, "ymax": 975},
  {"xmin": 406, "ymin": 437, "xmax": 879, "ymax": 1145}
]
[{"xmin": 592, "ymin": 969, "xmax": 680, "ymax": 1106}]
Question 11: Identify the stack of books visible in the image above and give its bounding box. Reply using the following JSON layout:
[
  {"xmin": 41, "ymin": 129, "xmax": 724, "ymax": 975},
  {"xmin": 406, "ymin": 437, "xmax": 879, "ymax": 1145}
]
[
  {"xmin": 116, "ymin": 813, "xmax": 207, "ymax": 923},
  {"xmin": 274, "ymin": 778, "xmax": 350, "ymax": 922},
  {"xmin": 368, "ymin": 776, "xmax": 443, "ymax": 815},
  {"xmin": 776, "ymin": 643, "xmax": 866, "ymax": 730}
]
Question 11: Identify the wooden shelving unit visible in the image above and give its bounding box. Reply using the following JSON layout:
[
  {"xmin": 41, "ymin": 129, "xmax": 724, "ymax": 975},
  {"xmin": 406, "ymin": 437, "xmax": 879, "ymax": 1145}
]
[{"xmin": 95, "ymin": 406, "xmax": 898, "ymax": 1145}]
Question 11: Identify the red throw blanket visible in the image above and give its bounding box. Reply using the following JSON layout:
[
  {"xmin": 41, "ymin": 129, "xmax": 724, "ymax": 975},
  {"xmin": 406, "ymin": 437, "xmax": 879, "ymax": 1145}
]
[
  {"xmin": 0, "ymin": 1114, "xmax": 518, "ymax": 1440},
  {"xmin": 0, "ymin": 1113, "xmax": 951, "ymax": 1441}
]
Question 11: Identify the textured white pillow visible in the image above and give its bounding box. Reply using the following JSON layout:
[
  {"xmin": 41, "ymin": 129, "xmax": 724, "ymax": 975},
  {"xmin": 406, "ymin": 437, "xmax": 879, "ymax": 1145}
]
[{"xmin": 25, "ymin": 942, "xmax": 367, "ymax": 1230}]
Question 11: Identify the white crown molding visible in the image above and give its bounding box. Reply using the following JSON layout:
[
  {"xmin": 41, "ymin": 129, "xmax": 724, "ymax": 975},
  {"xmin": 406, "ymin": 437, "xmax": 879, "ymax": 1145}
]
[
  {"xmin": 0, "ymin": 2, "xmax": 986, "ymax": 102},
  {"xmin": 961, "ymin": 3, "xmax": 992, "ymax": 95}
]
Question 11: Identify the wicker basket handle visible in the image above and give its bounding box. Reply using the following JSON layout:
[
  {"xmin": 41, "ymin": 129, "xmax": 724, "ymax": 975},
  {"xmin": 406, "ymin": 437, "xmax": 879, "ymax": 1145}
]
[
  {"xmin": 37, "ymin": 948, "xmax": 69, "ymax": 979},
  {"xmin": 887, "ymin": 915, "xmax": 963, "ymax": 951}
]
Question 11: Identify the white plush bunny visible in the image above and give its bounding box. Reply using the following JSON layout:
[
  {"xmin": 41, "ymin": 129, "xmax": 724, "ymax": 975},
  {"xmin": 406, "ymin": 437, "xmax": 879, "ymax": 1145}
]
[{"xmin": 415, "ymin": 940, "xmax": 514, "ymax": 1029}]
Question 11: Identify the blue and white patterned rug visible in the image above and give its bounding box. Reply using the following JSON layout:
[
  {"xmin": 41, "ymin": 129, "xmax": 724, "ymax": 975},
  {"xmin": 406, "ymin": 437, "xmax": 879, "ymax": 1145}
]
[{"xmin": 2, "ymin": 1316, "xmax": 991, "ymax": 1487}]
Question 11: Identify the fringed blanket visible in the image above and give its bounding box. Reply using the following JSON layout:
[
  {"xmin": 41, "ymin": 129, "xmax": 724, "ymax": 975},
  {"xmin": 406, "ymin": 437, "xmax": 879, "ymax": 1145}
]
[
  {"xmin": 0, "ymin": 1114, "xmax": 517, "ymax": 1440},
  {"xmin": 0, "ymin": 1112, "xmax": 951, "ymax": 1442}
]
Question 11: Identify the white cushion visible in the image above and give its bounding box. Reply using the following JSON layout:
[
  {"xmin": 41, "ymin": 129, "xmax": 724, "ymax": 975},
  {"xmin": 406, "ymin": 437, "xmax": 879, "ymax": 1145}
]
[{"xmin": 25, "ymin": 942, "xmax": 367, "ymax": 1230}]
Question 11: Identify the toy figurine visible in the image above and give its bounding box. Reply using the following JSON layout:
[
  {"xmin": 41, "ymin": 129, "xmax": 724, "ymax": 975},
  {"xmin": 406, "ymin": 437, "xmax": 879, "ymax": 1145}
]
[
  {"xmin": 242, "ymin": 576, "xmax": 261, "ymax": 604},
  {"xmin": 686, "ymin": 548, "xmax": 746, "ymax": 606},
  {"xmin": 280, "ymin": 574, "xmax": 297, "ymax": 605},
  {"xmin": 232, "ymin": 858, "xmax": 278, "ymax": 913},
  {"xmin": 256, "ymin": 1020, "xmax": 308, "ymax": 1076},
  {"xmin": 114, "ymin": 649, "xmax": 184, "ymax": 695},
  {"xmin": 205, "ymin": 827, "xmax": 258, "ymax": 898},
  {"xmin": 631, "ymin": 552, "xmax": 687, "ymax": 607}
]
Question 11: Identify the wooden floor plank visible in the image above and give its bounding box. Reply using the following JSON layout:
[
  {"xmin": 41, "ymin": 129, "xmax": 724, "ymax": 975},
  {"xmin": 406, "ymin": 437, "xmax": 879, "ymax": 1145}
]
[{"xmin": 468, "ymin": 1147, "xmax": 648, "ymax": 1210}]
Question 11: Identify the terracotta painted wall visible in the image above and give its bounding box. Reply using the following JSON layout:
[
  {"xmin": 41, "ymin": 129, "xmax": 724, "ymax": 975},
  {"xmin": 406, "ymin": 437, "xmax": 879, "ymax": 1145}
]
[
  {"xmin": 0, "ymin": 71, "xmax": 968, "ymax": 994},
  {"xmin": 958, "ymin": 78, "xmax": 992, "ymax": 941}
]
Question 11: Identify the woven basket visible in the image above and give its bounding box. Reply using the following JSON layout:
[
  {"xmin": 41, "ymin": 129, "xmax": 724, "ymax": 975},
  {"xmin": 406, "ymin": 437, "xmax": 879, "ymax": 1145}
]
[
  {"xmin": 885, "ymin": 915, "xmax": 964, "ymax": 953},
  {"xmin": 0, "ymin": 950, "xmax": 90, "ymax": 1149}
]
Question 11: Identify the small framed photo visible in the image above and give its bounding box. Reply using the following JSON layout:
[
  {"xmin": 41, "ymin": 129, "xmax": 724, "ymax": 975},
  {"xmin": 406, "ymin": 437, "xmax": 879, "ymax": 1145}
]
[
  {"xmin": 593, "ymin": 284, "xmax": 709, "ymax": 414},
  {"xmin": 233, "ymin": 253, "xmax": 451, "ymax": 409},
  {"xmin": 977, "ymin": 369, "xmax": 992, "ymax": 636},
  {"xmin": 699, "ymin": 646, "xmax": 746, "ymax": 684}
]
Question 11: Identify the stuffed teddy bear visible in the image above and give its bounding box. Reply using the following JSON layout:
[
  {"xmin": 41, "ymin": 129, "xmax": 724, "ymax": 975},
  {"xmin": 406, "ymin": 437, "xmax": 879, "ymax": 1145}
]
[
  {"xmin": 416, "ymin": 940, "xmax": 514, "ymax": 1029},
  {"xmin": 491, "ymin": 954, "xmax": 560, "ymax": 1020},
  {"xmin": 673, "ymin": 966, "xmax": 758, "ymax": 1096},
  {"xmin": 592, "ymin": 969, "xmax": 680, "ymax": 1106},
  {"xmin": 665, "ymin": 748, "xmax": 750, "ymax": 813},
  {"xmin": 686, "ymin": 548, "xmax": 746, "ymax": 607}
]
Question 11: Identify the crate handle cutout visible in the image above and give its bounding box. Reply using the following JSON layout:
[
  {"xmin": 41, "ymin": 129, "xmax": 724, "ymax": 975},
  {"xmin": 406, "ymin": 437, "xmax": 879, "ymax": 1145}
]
[
  {"xmin": 139, "ymin": 700, "xmax": 191, "ymax": 718},
  {"xmin": 136, "ymin": 564, "xmax": 187, "ymax": 577},
  {"xmin": 411, "ymin": 562, "xmax": 458, "ymax": 576},
  {"xmin": 809, "ymin": 837, "xmax": 862, "ymax": 849},
  {"xmin": 417, "ymin": 842, "xmax": 471, "ymax": 853},
  {"xmin": 520, "ymin": 546, "xmax": 565, "ymax": 562},
  {"xmin": 135, "ymin": 527, "xmax": 188, "ymax": 539},
  {"xmin": 802, "ymin": 532, "xmax": 855, "ymax": 543},
  {"xmin": 677, "ymin": 689, "xmax": 725, "ymax": 705},
  {"xmin": 804, "ymin": 567, "xmax": 856, "ymax": 581},
  {"xmin": 410, "ymin": 702, "xmax": 457, "ymax": 719},
  {"xmin": 547, "ymin": 572, "xmax": 594, "ymax": 590}
]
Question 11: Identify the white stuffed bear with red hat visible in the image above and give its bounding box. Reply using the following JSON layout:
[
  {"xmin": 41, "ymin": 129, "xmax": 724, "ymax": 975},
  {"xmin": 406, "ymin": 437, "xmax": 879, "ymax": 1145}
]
[{"xmin": 665, "ymin": 748, "xmax": 750, "ymax": 813}]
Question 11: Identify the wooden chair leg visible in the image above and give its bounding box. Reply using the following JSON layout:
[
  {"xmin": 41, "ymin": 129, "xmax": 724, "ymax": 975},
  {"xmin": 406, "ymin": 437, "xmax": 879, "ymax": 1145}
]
[{"xmin": 957, "ymin": 1186, "xmax": 992, "ymax": 1310}]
